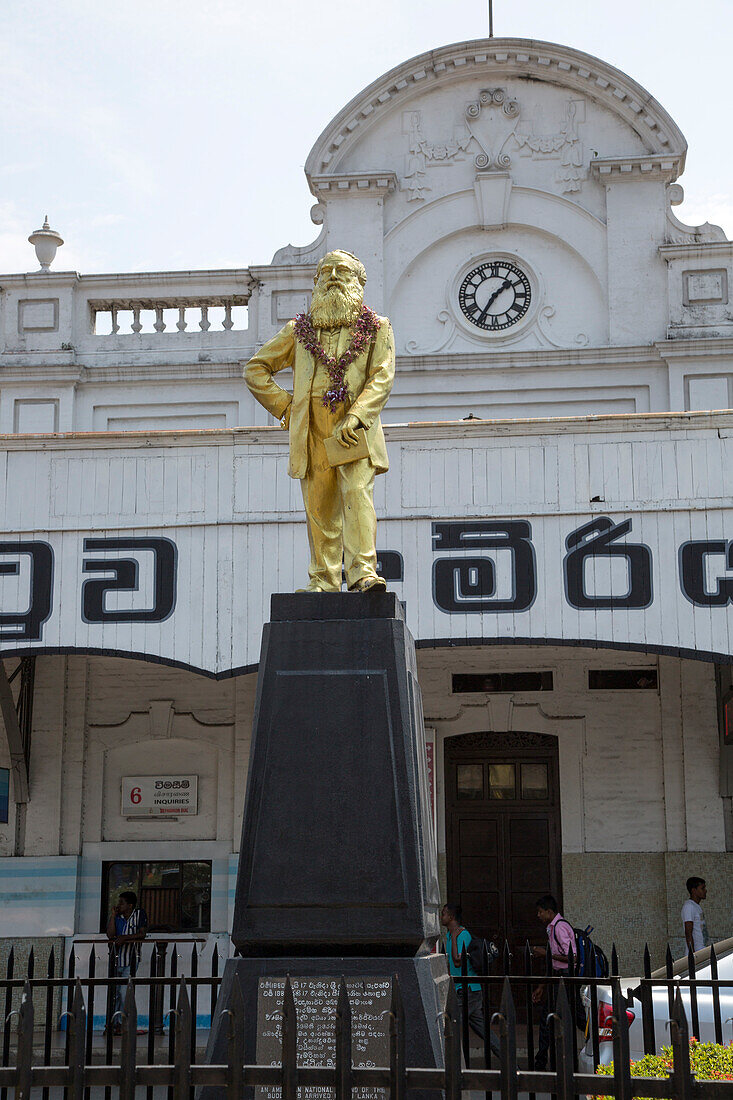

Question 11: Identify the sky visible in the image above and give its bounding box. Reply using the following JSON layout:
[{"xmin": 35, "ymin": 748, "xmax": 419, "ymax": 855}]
[{"xmin": 1, "ymin": 0, "xmax": 731, "ymax": 275}]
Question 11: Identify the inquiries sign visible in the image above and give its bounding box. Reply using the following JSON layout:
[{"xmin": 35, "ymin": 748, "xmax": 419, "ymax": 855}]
[{"xmin": 121, "ymin": 775, "xmax": 198, "ymax": 816}]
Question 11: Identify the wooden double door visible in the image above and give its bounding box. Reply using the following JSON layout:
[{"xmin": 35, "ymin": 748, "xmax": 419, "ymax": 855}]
[{"xmin": 445, "ymin": 732, "xmax": 562, "ymax": 955}]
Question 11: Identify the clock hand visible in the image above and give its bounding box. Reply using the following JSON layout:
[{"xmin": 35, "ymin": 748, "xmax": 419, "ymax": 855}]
[{"xmin": 476, "ymin": 279, "xmax": 512, "ymax": 324}]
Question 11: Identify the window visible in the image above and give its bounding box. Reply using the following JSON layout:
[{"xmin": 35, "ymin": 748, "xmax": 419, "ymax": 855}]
[
  {"xmin": 0, "ymin": 769, "xmax": 8, "ymax": 823},
  {"xmin": 588, "ymin": 669, "xmax": 657, "ymax": 690},
  {"xmin": 452, "ymin": 671, "xmax": 553, "ymax": 693},
  {"xmin": 101, "ymin": 860, "xmax": 212, "ymax": 933},
  {"xmin": 521, "ymin": 762, "xmax": 549, "ymax": 800},
  {"xmin": 456, "ymin": 764, "xmax": 484, "ymax": 799},
  {"xmin": 489, "ymin": 763, "xmax": 516, "ymax": 800}
]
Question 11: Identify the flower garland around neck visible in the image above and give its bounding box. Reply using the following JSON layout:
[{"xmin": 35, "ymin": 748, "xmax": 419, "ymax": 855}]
[{"xmin": 293, "ymin": 305, "xmax": 381, "ymax": 412}]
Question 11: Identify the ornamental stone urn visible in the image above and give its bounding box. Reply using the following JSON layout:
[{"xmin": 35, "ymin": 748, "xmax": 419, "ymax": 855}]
[{"xmin": 28, "ymin": 216, "xmax": 64, "ymax": 272}]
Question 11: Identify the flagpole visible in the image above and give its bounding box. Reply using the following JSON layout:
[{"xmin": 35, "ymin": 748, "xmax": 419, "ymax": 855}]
[{"xmin": 488, "ymin": 0, "xmax": 494, "ymax": 37}]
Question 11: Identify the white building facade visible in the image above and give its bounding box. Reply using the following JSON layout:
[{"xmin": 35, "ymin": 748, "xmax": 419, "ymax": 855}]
[{"xmin": 0, "ymin": 38, "xmax": 732, "ymax": 977}]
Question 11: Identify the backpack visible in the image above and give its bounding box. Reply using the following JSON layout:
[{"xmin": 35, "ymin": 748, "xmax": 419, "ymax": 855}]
[
  {"xmin": 466, "ymin": 935, "xmax": 499, "ymax": 974},
  {"xmin": 558, "ymin": 920, "xmax": 609, "ymax": 978}
]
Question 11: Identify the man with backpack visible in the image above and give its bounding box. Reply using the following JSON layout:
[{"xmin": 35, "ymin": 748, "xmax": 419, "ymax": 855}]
[
  {"xmin": 531, "ymin": 895, "xmax": 578, "ymax": 1070},
  {"xmin": 441, "ymin": 903, "xmax": 500, "ymax": 1058}
]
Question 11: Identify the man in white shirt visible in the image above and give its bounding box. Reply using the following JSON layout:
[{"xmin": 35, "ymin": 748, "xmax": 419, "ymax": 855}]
[{"xmin": 682, "ymin": 876, "xmax": 708, "ymax": 953}]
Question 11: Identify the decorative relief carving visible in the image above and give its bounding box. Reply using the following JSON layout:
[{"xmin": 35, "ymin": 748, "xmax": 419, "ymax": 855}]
[
  {"xmin": 465, "ymin": 88, "xmax": 520, "ymax": 170},
  {"xmin": 401, "ymin": 110, "xmax": 472, "ymax": 202},
  {"xmin": 537, "ymin": 305, "xmax": 590, "ymax": 348},
  {"xmin": 400, "ymin": 90, "xmax": 588, "ymax": 200},
  {"xmin": 664, "ymin": 184, "xmax": 727, "ymax": 245},
  {"xmin": 445, "ymin": 730, "xmax": 557, "ymax": 753},
  {"xmin": 514, "ymin": 99, "xmax": 586, "ymax": 193}
]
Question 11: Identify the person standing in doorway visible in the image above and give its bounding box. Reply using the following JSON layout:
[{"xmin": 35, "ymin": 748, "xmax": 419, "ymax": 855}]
[
  {"xmin": 531, "ymin": 894, "xmax": 577, "ymax": 1071},
  {"xmin": 106, "ymin": 891, "xmax": 148, "ymax": 1033},
  {"xmin": 682, "ymin": 877, "xmax": 708, "ymax": 953},
  {"xmin": 441, "ymin": 903, "xmax": 500, "ymax": 1058}
]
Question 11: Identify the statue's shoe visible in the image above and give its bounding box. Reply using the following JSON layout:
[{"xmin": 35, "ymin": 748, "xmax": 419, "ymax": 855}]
[
  {"xmin": 348, "ymin": 575, "xmax": 387, "ymax": 593},
  {"xmin": 295, "ymin": 584, "xmax": 339, "ymax": 593}
]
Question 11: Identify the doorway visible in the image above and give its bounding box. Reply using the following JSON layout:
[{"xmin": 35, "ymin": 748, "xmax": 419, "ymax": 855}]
[{"xmin": 445, "ymin": 732, "xmax": 562, "ymax": 952}]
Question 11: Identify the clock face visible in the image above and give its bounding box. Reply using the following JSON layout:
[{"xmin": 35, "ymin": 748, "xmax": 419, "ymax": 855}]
[{"xmin": 458, "ymin": 261, "xmax": 531, "ymax": 331}]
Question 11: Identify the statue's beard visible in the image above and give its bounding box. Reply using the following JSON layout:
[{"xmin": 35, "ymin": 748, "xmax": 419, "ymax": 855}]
[{"xmin": 310, "ymin": 282, "xmax": 364, "ymax": 330}]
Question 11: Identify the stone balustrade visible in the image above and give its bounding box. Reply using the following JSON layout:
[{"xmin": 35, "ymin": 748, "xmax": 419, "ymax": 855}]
[{"xmin": 90, "ymin": 295, "xmax": 249, "ymax": 335}]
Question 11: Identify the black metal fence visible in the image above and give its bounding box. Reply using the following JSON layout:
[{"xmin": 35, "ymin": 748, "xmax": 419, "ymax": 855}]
[
  {"xmin": 452, "ymin": 936, "xmax": 733, "ymax": 1070},
  {"xmin": 1, "ymin": 969, "xmax": 731, "ymax": 1100},
  {"xmin": 1, "ymin": 937, "xmax": 732, "ymax": 1097}
]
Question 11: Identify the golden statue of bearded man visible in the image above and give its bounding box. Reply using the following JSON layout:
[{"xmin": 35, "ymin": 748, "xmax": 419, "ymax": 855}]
[{"xmin": 244, "ymin": 250, "xmax": 395, "ymax": 593}]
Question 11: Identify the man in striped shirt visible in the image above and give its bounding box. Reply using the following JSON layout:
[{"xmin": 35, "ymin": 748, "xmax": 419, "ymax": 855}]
[{"xmin": 106, "ymin": 891, "xmax": 148, "ymax": 1032}]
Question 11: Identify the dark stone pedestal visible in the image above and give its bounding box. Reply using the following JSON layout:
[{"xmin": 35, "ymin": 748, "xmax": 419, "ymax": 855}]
[
  {"xmin": 201, "ymin": 954, "xmax": 449, "ymax": 1100},
  {"xmin": 232, "ymin": 591, "xmax": 440, "ymax": 956},
  {"xmin": 205, "ymin": 593, "xmax": 446, "ymax": 1098}
]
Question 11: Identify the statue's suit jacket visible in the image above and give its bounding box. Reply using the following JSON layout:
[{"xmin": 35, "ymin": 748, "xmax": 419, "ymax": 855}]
[{"xmin": 244, "ymin": 315, "xmax": 395, "ymax": 480}]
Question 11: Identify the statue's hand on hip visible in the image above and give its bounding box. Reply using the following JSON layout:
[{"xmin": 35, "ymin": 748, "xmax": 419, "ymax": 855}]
[{"xmin": 333, "ymin": 414, "xmax": 361, "ymax": 448}]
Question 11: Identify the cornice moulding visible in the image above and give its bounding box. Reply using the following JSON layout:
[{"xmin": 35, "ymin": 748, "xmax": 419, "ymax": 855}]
[
  {"xmin": 1, "ymin": 269, "xmax": 253, "ymax": 290},
  {"xmin": 659, "ymin": 242, "xmax": 733, "ymax": 261},
  {"xmin": 590, "ymin": 155, "xmax": 681, "ymax": 182},
  {"xmin": 249, "ymin": 263, "xmax": 317, "ymax": 280},
  {"xmin": 1, "ymin": 409, "xmax": 731, "ymax": 452},
  {"xmin": 309, "ymin": 173, "xmax": 398, "ymax": 197},
  {"xmin": 396, "ymin": 344, "xmax": 665, "ymax": 373},
  {"xmin": 305, "ymin": 37, "xmax": 687, "ymax": 179}
]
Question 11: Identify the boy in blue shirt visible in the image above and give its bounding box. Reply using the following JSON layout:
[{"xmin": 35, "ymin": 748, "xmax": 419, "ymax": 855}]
[{"xmin": 441, "ymin": 902, "xmax": 500, "ymax": 1057}]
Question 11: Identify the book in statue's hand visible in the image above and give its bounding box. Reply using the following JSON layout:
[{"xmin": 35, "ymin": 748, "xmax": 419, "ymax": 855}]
[{"xmin": 323, "ymin": 427, "xmax": 372, "ymax": 468}]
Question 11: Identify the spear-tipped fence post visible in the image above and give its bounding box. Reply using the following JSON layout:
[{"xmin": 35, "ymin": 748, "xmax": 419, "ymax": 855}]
[
  {"xmin": 15, "ymin": 981, "xmax": 34, "ymax": 1100},
  {"xmin": 566, "ymin": 941, "xmax": 578, "ymax": 1064},
  {"xmin": 641, "ymin": 944, "xmax": 655, "ymax": 1055},
  {"xmin": 281, "ymin": 975, "xmax": 298, "ymax": 1100},
  {"xmin": 611, "ymin": 944, "xmax": 618, "ymax": 977},
  {"xmin": 27, "ymin": 946, "xmax": 35, "ymax": 982},
  {"xmin": 69, "ymin": 979, "xmax": 87, "ymax": 1100},
  {"xmin": 210, "ymin": 942, "xmax": 220, "ymax": 1021},
  {"xmin": 443, "ymin": 978, "xmax": 461, "ymax": 1100},
  {"xmin": 85, "ymin": 944, "xmax": 96, "ymax": 1098},
  {"xmin": 588, "ymin": 944, "xmax": 600, "ymax": 1069},
  {"xmin": 666, "ymin": 943, "xmax": 675, "ymax": 1021},
  {"xmin": 687, "ymin": 945, "xmax": 699, "ymax": 1041},
  {"xmin": 104, "ymin": 942, "xmax": 115, "ymax": 1100},
  {"xmin": 670, "ymin": 988, "xmax": 692, "ymax": 1100},
  {"xmin": 146, "ymin": 942, "xmax": 156, "ymax": 1100},
  {"xmin": 523, "ymin": 941, "xmax": 536, "ymax": 1093},
  {"xmin": 481, "ymin": 941, "xmax": 492, "ymax": 1075},
  {"xmin": 168, "ymin": 944, "xmax": 178, "ymax": 1094},
  {"xmin": 42, "ymin": 945, "xmax": 56, "ymax": 1100},
  {"xmin": 189, "ymin": 943, "xmax": 199, "ymax": 1070},
  {"xmin": 226, "ymin": 977, "xmax": 245, "ymax": 1100},
  {"xmin": 0, "ymin": 945, "xmax": 14, "ymax": 1100},
  {"xmin": 611, "ymin": 978, "xmax": 632, "ymax": 1100},
  {"xmin": 119, "ymin": 981, "xmax": 138, "ymax": 1100},
  {"xmin": 502, "ymin": 940, "xmax": 511, "ymax": 975},
  {"xmin": 388, "ymin": 976, "xmax": 406, "ymax": 1100},
  {"xmin": 173, "ymin": 977, "xmax": 192, "ymax": 1100},
  {"xmin": 710, "ymin": 942, "xmax": 723, "ymax": 1045},
  {"xmin": 497, "ymin": 977, "xmax": 518, "ymax": 1100},
  {"xmin": 459, "ymin": 946, "xmax": 470, "ymax": 1065},
  {"xmin": 63, "ymin": 947, "xmax": 76, "ymax": 1093},
  {"xmin": 551, "ymin": 980, "xmax": 574, "ymax": 1100}
]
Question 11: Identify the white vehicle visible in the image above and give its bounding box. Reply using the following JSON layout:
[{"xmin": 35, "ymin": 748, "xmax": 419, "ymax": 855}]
[{"xmin": 578, "ymin": 938, "xmax": 733, "ymax": 1071}]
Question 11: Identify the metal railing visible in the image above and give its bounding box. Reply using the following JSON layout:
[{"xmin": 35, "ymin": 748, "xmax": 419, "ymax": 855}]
[
  {"xmin": 1, "ymin": 969, "xmax": 729, "ymax": 1100},
  {"xmin": 452, "ymin": 936, "xmax": 733, "ymax": 1070},
  {"xmin": 2, "ymin": 936, "xmax": 732, "ymax": 1097}
]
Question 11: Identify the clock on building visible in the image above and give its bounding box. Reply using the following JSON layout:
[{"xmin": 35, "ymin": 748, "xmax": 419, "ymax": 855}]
[{"xmin": 458, "ymin": 260, "xmax": 532, "ymax": 331}]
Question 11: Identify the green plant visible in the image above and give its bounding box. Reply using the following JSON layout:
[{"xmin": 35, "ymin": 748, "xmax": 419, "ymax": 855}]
[{"xmin": 596, "ymin": 1039, "xmax": 733, "ymax": 1099}]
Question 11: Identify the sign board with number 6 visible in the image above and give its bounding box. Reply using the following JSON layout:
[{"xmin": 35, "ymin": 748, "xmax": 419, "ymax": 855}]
[{"xmin": 121, "ymin": 775, "xmax": 198, "ymax": 816}]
